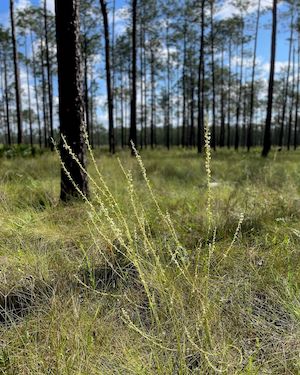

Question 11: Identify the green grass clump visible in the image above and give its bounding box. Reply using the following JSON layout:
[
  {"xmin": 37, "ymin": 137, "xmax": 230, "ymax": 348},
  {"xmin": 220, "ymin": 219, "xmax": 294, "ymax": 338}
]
[{"xmin": 1, "ymin": 146, "xmax": 300, "ymax": 374}]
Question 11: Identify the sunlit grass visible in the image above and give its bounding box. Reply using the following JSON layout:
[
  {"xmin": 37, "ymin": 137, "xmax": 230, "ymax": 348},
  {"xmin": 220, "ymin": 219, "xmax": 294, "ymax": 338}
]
[{"xmin": 1, "ymin": 147, "xmax": 300, "ymax": 373}]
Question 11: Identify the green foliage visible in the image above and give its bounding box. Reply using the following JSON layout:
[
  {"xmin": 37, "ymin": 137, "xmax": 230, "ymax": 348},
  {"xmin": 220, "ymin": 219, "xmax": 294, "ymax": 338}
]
[
  {"xmin": 1, "ymin": 149, "xmax": 300, "ymax": 373},
  {"xmin": 0, "ymin": 144, "xmax": 44, "ymax": 158}
]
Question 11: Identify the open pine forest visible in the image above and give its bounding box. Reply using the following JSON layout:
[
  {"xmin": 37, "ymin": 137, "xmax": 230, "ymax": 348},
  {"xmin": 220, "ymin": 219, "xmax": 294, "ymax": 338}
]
[{"xmin": 1, "ymin": 0, "xmax": 300, "ymax": 374}]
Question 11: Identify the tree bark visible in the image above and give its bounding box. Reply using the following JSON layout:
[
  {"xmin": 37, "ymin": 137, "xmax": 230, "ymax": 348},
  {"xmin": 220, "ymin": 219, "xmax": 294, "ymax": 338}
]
[
  {"xmin": 10, "ymin": 0, "xmax": 23, "ymax": 144},
  {"xmin": 150, "ymin": 46, "xmax": 156, "ymax": 149},
  {"xmin": 210, "ymin": 0, "xmax": 216, "ymax": 150},
  {"xmin": 30, "ymin": 31, "xmax": 42, "ymax": 148},
  {"xmin": 182, "ymin": 21, "xmax": 187, "ymax": 147},
  {"xmin": 197, "ymin": 0, "xmax": 205, "ymax": 153},
  {"xmin": 247, "ymin": 0, "xmax": 261, "ymax": 151},
  {"xmin": 44, "ymin": 0, "xmax": 54, "ymax": 149},
  {"xmin": 25, "ymin": 38, "xmax": 33, "ymax": 147},
  {"xmin": 3, "ymin": 53, "xmax": 11, "ymax": 146},
  {"xmin": 129, "ymin": 0, "xmax": 137, "ymax": 152},
  {"xmin": 262, "ymin": 0, "xmax": 277, "ymax": 157},
  {"xmin": 220, "ymin": 46, "xmax": 225, "ymax": 147},
  {"xmin": 40, "ymin": 40, "xmax": 49, "ymax": 147},
  {"xmin": 227, "ymin": 38, "xmax": 232, "ymax": 149},
  {"xmin": 287, "ymin": 46, "xmax": 295, "ymax": 151},
  {"xmin": 294, "ymin": 34, "xmax": 300, "ymax": 150},
  {"xmin": 55, "ymin": 0, "xmax": 89, "ymax": 200},
  {"xmin": 235, "ymin": 20, "xmax": 244, "ymax": 151},
  {"xmin": 278, "ymin": 6, "xmax": 294, "ymax": 150},
  {"xmin": 99, "ymin": 0, "xmax": 115, "ymax": 153}
]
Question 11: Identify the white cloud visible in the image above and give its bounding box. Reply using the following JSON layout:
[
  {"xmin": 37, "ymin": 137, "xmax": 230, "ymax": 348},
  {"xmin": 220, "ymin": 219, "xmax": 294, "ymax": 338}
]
[
  {"xmin": 216, "ymin": 0, "xmax": 274, "ymax": 20},
  {"xmin": 16, "ymin": 0, "xmax": 31, "ymax": 11},
  {"xmin": 0, "ymin": 0, "xmax": 54, "ymax": 28},
  {"xmin": 108, "ymin": 6, "xmax": 130, "ymax": 36},
  {"xmin": 39, "ymin": 0, "xmax": 55, "ymax": 13}
]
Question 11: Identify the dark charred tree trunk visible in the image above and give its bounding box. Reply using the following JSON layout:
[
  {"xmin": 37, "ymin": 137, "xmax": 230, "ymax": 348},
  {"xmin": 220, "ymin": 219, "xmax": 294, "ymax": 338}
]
[
  {"xmin": 3, "ymin": 53, "xmax": 11, "ymax": 146},
  {"xmin": 143, "ymin": 30, "xmax": 147, "ymax": 148},
  {"xmin": 121, "ymin": 69, "xmax": 125, "ymax": 148},
  {"xmin": 287, "ymin": 47, "xmax": 295, "ymax": 151},
  {"xmin": 31, "ymin": 31, "xmax": 42, "ymax": 148},
  {"xmin": 129, "ymin": 0, "xmax": 137, "ymax": 152},
  {"xmin": 189, "ymin": 77, "xmax": 195, "ymax": 147},
  {"xmin": 90, "ymin": 69, "xmax": 95, "ymax": 148},
  {"xmin": 294, "ymin": 36, "xmax": 300, "ymax": 150},
  {"xmin": 140, "ymin": 27, "xmax": 144, "ymax": 149},
  {"xmin": 197, "ymin": 0, "xmax": 205, "ymax": 153},
  {"xmin": 40, "ymin": 41, "xmax": 48, "ymax": 147},
  {"xmin": 262, "ymin": 0, "xmax": 277, "ymax": 157},
  {"xmin": 44, "ymin": 0, "xmax": 54, "ymax": 149},
  {"xmin": 182, "ymin": 22, "xmax": 187, "ymax": 147},
  {"xmin": 166, "ymin": 25, "xmax": 171, "ymax": 150},
  {"xmin": 10, "ymin": 0, "xmax": 23, "ymax": 144},
  {"xmin": 210, "ymin": 0, "xmax": 216, "ymax": 150},
  {"xmin": 227, "ymin": 38, "xmax": 232, "ymax": 149},
  {"xmin": 83, "ymin": 38, "xmax": 90, "ymax": 139},
  {"xmin": 150, "ymin": 47, "xmax": 155, "ymax": 149},
  {"xmin": 24, "ymin": 39, "xmax": 33, "ymax": 147},
  {"xmin": 235, "ymin": 22, "xmax": 244, "ymax": 151},
  {"xmin": 99, "ymin": 0, "xmax": 115, "ymax": 153},
  {"xmin": 55, "ymin": 0, "xmax": 88, "ymax": 201},
  {"xmin": 220, "ymin": 46, "xmax": 225, "ymax": 147}
]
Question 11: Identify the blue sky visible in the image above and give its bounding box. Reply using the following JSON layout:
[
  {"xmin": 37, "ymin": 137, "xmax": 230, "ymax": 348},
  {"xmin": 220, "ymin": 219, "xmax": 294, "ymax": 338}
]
[
  {"xmin": 0, "ymin": 0, "xmax": 293, "ymax": 128},
  {"xmin": 0, "ymin": 0, "xmax": 291, "ymax": 72}
]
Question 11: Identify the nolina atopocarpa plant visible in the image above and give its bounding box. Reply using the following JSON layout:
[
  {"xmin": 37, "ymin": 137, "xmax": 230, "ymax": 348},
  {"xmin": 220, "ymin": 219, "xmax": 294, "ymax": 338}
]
[{"xmin": 54, "ymin": 123, "xmax": 244, "ymax": 374}]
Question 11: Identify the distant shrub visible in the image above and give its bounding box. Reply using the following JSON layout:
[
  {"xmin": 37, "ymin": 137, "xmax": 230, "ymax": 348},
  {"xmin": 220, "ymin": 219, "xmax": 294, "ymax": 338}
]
[{"xmin": 0, "ymin": 145, "xmax": 44, "ymax": 158}]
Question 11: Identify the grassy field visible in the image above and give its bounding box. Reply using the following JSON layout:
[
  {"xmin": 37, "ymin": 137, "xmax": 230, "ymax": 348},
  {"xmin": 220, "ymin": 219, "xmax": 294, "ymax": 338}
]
[{"xmin": 1, "ymin": 147, "xmax": 300, "ymax": 374}]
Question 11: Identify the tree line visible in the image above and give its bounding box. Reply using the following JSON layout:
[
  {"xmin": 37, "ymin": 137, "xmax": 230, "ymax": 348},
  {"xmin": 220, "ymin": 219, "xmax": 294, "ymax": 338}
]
[{"xmin": 0, "ymin": 0, "xmax": 299, "ymax": 158}]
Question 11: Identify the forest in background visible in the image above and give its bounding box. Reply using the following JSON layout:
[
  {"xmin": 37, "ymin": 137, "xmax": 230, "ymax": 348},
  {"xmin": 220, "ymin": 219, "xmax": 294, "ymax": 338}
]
[
  {"xmin": 2, "ymin": 1, "xmax": 300, "ymax": 373},
  {"xmin": 0, "ymin": 0, "xmax": 299, "ymax": 156}
]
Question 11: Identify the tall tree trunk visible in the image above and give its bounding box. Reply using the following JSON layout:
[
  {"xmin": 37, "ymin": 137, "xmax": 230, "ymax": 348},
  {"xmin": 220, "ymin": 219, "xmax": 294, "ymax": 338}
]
[
  {"xmin": 140, "ymin": 25, "xmax": 144, "ymax": 149},
  {"xmin": 150, "ymin": 46, "xmax": 155, "ymax": 149},
  {"xmin": 129, "ymin": 0, "xmax": 137, "ymax": 152},
  {"xmin": 25, "ymin": 38, "xmax": 33, "ymax": 147},
  {"xmin": 262, "ymin": 0, "xmax": 277, "ymax": 157},
  {"xmin": 31, "ymin": 31, "xmax": 42, "ymax": 148},
  {"xmin": 90, "ymin": 69, "xmax": 95, "ymax": 148},
  {"xmin": 83, "ymin": 38, "xmax": 90, "ymax": 138},
  {"xmin": 189, "ymin": 76, "xmax": 195, "ymax": 147},
  {"xmin": 247, "ymin": 0, "xmax": 261, "ymax": 151},
  {"xmin": 197, "ymin": 0, "xmax": 205, "ymax": 153},
  {"xmin": 44, "ymin": 0, "xmax": 54, "ymax": 148},
  {"xmin": 112, "ymin": 0, "xmax": 116, "ymax": 134},
  {"xmin": 294, "ymin": 35, "xmax": 300, "ymax": 150},
  {"xmin": 227, "ymin": 38, "xmax": 232, "ymax": 149},
  {"xmin": 143, "ymin": 29, "xmax": 147, "ymax": 148},
  {"xmin": 287, "ymin": 47, "xmax": 295, "ymax": 151},
  {"xmin": 0, "ymin": 63, "xmax": 6, "ymax": 144},
  {"xmin": 99, "ymin": 0, "xmax": 115, "ymax": 153},
  {"xmin": 210, "ymin": 0, "xmax": 216, "ymax": 150},
  {"xmin": 121, "ymin": 69, "xmax": 125, "ymax": 148},
  {"xmin": 176, "ymin": 68, "xmax": 181, "ymax": 146},
  {"xmin": 220, "ymin": 46, "xmax": 225, "ymax": 147},
  {"xmin": 182, "ymin": 22, "xmax": 187, "ymax": 147},
  {"xmin": 40, "ymin": 41, "xmax": 48, "ymax": 147},
  {"xmin": 166, "ymin": 25, "xmax": 171, "ymax": 150},
  {"xmin": 10, "ymin": 0, "xmax": 23, "ymax": 144},
  {"xmin": 55, "ymin": 0, "xmax": 88, "ymax": 200},
  {"xmin": 3, "ymin": 53, "xmax": 11, "ymax": 146},
  {"xmin": 278, "ymin": 7, "xmax": 294, "ymax": 150},
  {"xmin": 235, "ymin": 22, "xmax": 244, "ymax": 150}
]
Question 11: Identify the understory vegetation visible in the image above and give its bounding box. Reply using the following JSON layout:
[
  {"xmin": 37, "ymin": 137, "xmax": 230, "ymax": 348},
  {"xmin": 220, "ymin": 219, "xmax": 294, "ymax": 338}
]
[{"xmin": 1, "ymin": 148, "xmax": 300, "ymax": 374}]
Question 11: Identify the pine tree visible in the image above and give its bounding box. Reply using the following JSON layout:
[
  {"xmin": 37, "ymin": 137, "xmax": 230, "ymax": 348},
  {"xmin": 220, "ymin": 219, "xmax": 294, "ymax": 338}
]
[{"xmin": 55, "ymin": 0, "xmax": 89, "ymax": 200}]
